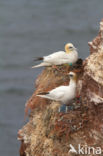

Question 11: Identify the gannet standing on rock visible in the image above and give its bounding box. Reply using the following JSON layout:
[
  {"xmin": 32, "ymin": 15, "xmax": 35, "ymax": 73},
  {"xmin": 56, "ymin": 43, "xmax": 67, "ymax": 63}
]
[
  {"xmin": 37, "ymin": 72, "xmax": 77, "ymax": 109},
  {"xmin": 32, "ymin": 43, "xmax": 78, "ymax": 68}
]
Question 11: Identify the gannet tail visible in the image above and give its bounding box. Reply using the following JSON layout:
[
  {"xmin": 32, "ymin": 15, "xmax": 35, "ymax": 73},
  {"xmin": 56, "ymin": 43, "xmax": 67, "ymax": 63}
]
[
  {"xmin": 32, "ymin": 62, "xmax": 50, "ymax": 68},
  {"xmin": 37, "ymin": 94, "xmax": 49, "ymax": 98},
  {"xmin": 36, "ymin": 92, "xmax": 53, "ymax": 100},
  {"xmin": 33, "ymin": 57, "xmax": 43, "ymax": 61}
]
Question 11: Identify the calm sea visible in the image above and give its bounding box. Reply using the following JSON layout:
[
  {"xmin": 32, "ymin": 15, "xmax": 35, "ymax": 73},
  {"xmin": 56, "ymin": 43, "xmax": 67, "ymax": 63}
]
[{"xmin": 0, "ymin": 0, "xmax": 103, "ymax": 155}]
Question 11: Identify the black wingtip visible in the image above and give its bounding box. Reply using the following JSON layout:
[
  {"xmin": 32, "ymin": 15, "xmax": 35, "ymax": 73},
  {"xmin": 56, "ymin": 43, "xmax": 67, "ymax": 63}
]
[
  {"xmin": 37, "ymin": 92, "xmax": 49, "ymax": 95},
  {"xmin": 33, "ymin": 57, "xmax": 43, "ymax": 61}
]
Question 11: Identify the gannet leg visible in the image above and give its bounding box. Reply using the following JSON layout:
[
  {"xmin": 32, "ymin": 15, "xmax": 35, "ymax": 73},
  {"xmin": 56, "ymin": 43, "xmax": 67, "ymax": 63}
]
[
  {"xmin": 58, "ymin": 107, "xmax": 61, "ymax": 113},
  {"xmin": 66, "ymin": 106, "xmax": 68, "ymax": 113}
]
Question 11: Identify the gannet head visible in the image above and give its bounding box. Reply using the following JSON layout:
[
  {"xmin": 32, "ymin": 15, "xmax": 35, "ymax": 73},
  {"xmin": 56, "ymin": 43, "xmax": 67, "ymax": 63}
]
[
  {"xmin": 68, "ymin": 71, "xmax": 77, "ymax": 82},
  {"xmin": 65, "ymin": 43, "xmax": 76, "ymax": 53}
]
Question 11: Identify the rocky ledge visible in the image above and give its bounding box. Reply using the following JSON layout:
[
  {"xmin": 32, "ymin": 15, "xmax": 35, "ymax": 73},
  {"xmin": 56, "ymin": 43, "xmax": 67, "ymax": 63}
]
[{"xmin": 18, "ymin": 19, "xmax": 103, "ymax": 156}]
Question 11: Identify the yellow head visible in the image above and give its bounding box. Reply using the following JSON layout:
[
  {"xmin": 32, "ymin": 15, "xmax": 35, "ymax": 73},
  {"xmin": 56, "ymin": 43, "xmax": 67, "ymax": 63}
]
[
  {"xmin": 65, "ymin": 43, "xmax": 76, "ymax": 53},
  {"xmin": 68, "ymin": 71, "xmax": 77, "ymax": 82}
]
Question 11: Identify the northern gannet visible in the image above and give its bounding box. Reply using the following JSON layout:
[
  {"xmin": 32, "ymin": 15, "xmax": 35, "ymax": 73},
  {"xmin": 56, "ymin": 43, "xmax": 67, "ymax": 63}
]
[
  {"xmin": 37, "ymin": 72, "xmax": 77, "ymax": 105},
  {"xmin": 32, "ymin": 43, "xmax": 78, "ymax": 68}
]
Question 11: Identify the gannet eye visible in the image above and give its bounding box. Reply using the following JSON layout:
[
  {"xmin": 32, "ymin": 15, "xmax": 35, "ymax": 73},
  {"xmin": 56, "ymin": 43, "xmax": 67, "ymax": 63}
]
[
  {"xmin": 69, "ymin": 74, "xmax": 73, "ymax": 77},
  {"xmin": 69, "ymin": 46, "xmax": 73, "ymax": 49}
]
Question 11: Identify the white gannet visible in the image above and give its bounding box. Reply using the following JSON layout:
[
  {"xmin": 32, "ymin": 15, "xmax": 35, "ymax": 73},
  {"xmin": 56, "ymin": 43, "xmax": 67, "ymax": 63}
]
[
  {"xmin": 36, "ymin": 72, "xmax": 77, "ymax": 105},
  {"xmin": 32, "ymin": 43, "xmax": 78, "ymax": 68}
]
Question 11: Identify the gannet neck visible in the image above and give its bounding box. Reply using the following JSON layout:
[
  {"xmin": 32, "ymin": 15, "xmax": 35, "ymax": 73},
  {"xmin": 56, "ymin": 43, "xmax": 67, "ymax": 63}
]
[
  {"xmin": 69, "ymin": 78, "xmax": 76, "ymax": 86},
  {"xmin": 65, "ymin": 45, "xmax": 71, "ymax": 53}
]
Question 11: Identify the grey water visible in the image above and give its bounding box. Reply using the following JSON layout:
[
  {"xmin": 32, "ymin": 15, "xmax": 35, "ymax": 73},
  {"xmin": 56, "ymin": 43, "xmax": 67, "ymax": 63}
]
[{"xmin": 0, "ymin": 0, "xmax": 103, "ymax": 155}]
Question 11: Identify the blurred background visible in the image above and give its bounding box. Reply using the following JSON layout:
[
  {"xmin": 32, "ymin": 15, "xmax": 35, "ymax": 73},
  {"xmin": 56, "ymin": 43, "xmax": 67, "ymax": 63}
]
[{"xmin": 0, "ymin": 0, "xmax": 103, "ymax": 155}]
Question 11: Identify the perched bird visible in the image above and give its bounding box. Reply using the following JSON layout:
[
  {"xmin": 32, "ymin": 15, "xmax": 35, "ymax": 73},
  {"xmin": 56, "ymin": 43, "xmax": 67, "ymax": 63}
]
[
  {"xmin": 32, "ymin": 43, "xmax": 78, "ymax": 68},
  {"xmin": 37, "ymin": 72, "xmax": 77, "ymax": 106}
]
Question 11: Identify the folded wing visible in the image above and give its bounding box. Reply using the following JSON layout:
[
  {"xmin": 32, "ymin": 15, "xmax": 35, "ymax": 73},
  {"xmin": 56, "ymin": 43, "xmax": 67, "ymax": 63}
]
[{"xmin": 44, "ymin": 51, "xmax": 78, "ymax": 65}]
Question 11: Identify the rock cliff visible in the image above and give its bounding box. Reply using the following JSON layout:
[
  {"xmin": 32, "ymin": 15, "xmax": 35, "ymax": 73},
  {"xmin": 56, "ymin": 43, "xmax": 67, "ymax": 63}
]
[{"xmin": 18, "ymin": 19, "xmax": 103, "ymax": 156}]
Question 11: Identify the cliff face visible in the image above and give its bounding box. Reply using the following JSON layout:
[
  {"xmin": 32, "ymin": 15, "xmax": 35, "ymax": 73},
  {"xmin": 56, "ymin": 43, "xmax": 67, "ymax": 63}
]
[{"xmin": 18, "ymin": 19, "xmax": 103, "ymax": 156}]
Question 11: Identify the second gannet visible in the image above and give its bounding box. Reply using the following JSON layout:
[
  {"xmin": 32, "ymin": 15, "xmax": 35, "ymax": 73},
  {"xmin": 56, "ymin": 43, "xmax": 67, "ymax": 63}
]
[
  {"xmin": 36, "ymin": 72, "xmax": 77, "ymax": 105},
  {"xmin": 32, "ymin": 43, "xmax": 78, "ymax": 68}
]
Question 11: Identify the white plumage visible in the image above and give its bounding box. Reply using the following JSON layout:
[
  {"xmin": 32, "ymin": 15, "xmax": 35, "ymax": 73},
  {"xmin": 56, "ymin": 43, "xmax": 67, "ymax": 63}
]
[
  {"xmin": 37, "ymin": 72, "xmax": 77, "ymax": 104},
  {"xmin": 32, "ymin": 43, "xmax": 78, "ymax": 68}
]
